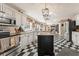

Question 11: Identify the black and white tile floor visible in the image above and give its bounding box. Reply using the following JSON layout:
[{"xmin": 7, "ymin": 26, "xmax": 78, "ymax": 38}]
[{"xmin": 17, "ymin": 39, "xmax": 79, "ymax": 56}]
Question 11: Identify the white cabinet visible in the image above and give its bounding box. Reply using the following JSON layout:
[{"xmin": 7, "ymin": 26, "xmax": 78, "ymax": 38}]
[
  {"xmin": 0, "ymin": 37, "xmax": 10, "ymax": 53},
  {"xmin": 21, "ymin": 14, "xmax": 28, "ymax": 31},
  {"xmin": 74, "ymin": 14, "xmax": 79, "ymax": 25},
  {"xmin": 64, "ymin": 21, "xmax": 69, "ymax": 41},
  {"xmin": 0, "ymin": 3, "xmax": 3, "ymax": 11},
  {"xmin": 3, "ymin": 4, "xmax": 13, "ymax": 18},
  {"xmin": 29, "ymin": 33, "xmax": 34, "ymax": 44},
  {"xmin": 34, "ymin": 32, "xmax": 38, "ymax": 42},
  {"xmin": 15, "ymin": 12, "xmax": 22, "ymax": 26},
  {"xmin": 72, "ymin": 32, "xmax": 77, "ymax": 45},
  {"xmin": 20, "ymin": 34, "xmax": 29, "ymax": 49},
  {"xmin": 72, "ymin": 32, "xmax": 79, "ymax": 46},
  {"xmin": 20, "ymin": 34, "xmax": 26, "ymax": 49},
  {"xmin": 23, "ymin": 32, "xmax": 37, "ymax": 45},
  {"xmin": 21, "ymin": 14, "xmax": 27, "ymax": 25},
  {"xmin": 0, "ymin": 4, "xmax": 16, "ymax": 20},
  {"xmin": 76, "ymin": 33, "xmax": 79, "ymax": 45},
  {"xmin": 25, "ymin": 34, "xmax": 29, "ymax": 45},
  {"xmin": 76, "ymin": 20, "xmax": 79, "ymax": 25}
]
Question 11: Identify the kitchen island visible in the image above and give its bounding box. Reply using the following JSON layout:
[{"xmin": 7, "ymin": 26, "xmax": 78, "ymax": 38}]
[{"xmin": 38, "ymin": 32, "xmax": 55, "ymax": 56}]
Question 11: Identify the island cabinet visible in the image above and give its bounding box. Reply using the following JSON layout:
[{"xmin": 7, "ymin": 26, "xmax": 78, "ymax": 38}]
[
  {"xmin": 38, "ymin": 34, "xmax": 54, "ymax": 56},
  {"xmin": 72, "ymin": 32, "xmax": 79, "ymax": 46}
]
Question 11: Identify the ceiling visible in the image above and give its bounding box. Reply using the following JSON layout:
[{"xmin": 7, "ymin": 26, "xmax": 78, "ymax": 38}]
[{"xmin": 9, "ymin": 3, "xmax": 79, "ymax": 25}]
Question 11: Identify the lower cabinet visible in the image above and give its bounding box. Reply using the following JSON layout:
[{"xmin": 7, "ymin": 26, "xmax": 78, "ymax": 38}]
[
  {"xmin": 20, "ymin": 34, "xmax": 29, "ymax": 49},
  {"xmin": 4, "ymin": 45, "xmax": 21, "ymax": 56},
  {"xmin": 72, "ymin": 32, "xmax": 79, "ymax": 46},
  {"xmin": 0, "ymin": 36, "xmax": 21, "ymax": 56},
  {"xmin": 0, "ymin": 37, "xmax": 10, "ymax": 53},
  {"xmin": 29, "ymin": 33, "xmax": 34, "ymax": 44},
  {"xmin": 34, "ymin": 32, "xmax": 37, "ymax": 42},
  {"xmin": 20, "ymin": 32, "xmax": 38, "ymax": 49},
  {"xmin": 64, "ymin": 32, "xmax": 69, "ymax": 41}
]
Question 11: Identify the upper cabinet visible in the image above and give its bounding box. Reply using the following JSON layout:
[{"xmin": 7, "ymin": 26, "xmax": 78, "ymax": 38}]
[
  {"xmin": 21, "ymin": 14, "xmax": 27, "ymax": 25},
  {"xmin": 0, "ymin": 4, "xmax": 3, "ymax": 11},
  {"xmin": 0, "ymin": 3, "xmax": 41, "ymax": 31},
  {"xmin": 2, "ymin": 4, "xmax": 15, "ymax": 19},
  {"xmin": 74, "ymin": 14, "xmax": 79, "ymax": 25},
  {"xmin": 15, "ymin": 12, "xmax": 22, "ymax": 26},
  {"xmin": 0, "ymin": 4, "xmax": 21, "ymax": 26}
]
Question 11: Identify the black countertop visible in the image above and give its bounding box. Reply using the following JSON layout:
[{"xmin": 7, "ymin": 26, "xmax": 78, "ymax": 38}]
[
  {"xmin": 0, "ymin": 32, "xmax": 23, "ymax": 39},
  {"xmin": 0, "ymin": 31, "xmax": 38, "ymax": 39}
]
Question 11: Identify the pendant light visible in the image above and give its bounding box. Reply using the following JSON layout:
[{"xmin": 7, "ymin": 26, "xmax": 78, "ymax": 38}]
[{"xmin": 42, "ymin": 1, "xmax": 49, "ymax": 20}]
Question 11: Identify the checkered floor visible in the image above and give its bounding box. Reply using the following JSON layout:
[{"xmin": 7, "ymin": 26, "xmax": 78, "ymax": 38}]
[{"xmin": 17, "ymin": 38, "xmax": 79, "ymax": 56}]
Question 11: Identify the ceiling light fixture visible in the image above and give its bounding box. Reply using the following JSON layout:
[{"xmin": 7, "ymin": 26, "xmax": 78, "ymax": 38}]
[{"xmin": 42, "ymin": 1, "xmax": 49, "ymax": 20}]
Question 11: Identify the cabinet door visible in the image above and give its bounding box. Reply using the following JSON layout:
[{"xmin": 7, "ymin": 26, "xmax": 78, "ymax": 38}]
[
  {"xmin": 5, "ymin": 37, "xmax": 10, "ymax": 49},
  {"xmin": 76, "ymin": 20, "xmax": 79, "ymax": 25},
  {"xmin": 29, "ymin": 33, "xmax": 34, "ymax": 44},
  {"xmin": 25, "ymin": 34, "xmax": 29, "ymax": 45},
  {"xmin": 21, "ymin": 15, "xmax": 26, "ymax": 25},
  {"xmin": 72, "ymin": 32, "xmax": 76, "ymax": 45},
  {"xmin": 3, "ymin": 4, "xmax": 12, "ymax": 17},
  {"xmin": 31, "ymin": 33, "xmax": 34, "ymax": 43},
  {"xmin": 24, "ymin": 34, "xmax": 28, "ymax": 46},
  {"xmin": 15, "ymin": 12, "xmax": 22, "ymax": 26},
  {"xmin": 0, "ymin": 3, "xmax": 3, "ymax": 12},
  {"xmin": 20, "ymin": 35, "xmax": 25, "ymax": 49},
  {"xmin": 75, "ymin": 35, "xmax": 78, "ymax": 45},
  {"xmin": 15, "ymin": 36, "xmax": 20, "ymax": 45},
  {"xmin": 27, "ymin": 33, "xmax": 31, "ymax": 45},
  {"xmin": 76, "ymin": 33, "xmax": 79, "ymax": 45},
  {"xmin": 75, "ymin": 15, "xmax": 79, "ymax": 25},
  {"xmin": 20, "ymin": 34, "xmax": 28, "ymax": 49}
]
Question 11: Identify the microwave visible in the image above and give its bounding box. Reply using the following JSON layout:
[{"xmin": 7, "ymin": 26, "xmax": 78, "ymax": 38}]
[
  {"xmin": 0, "ymin": 12, "xmax": 16, "ymax": 24},
  {"xmin": 0, "ymin": 17, "xmax": 10, "ymax": 24}
]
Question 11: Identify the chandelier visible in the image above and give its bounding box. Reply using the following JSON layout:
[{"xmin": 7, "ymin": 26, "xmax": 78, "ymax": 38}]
[{"xmin": 42, "ymin": 3, "xmax": 49, "ymax": 20}]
